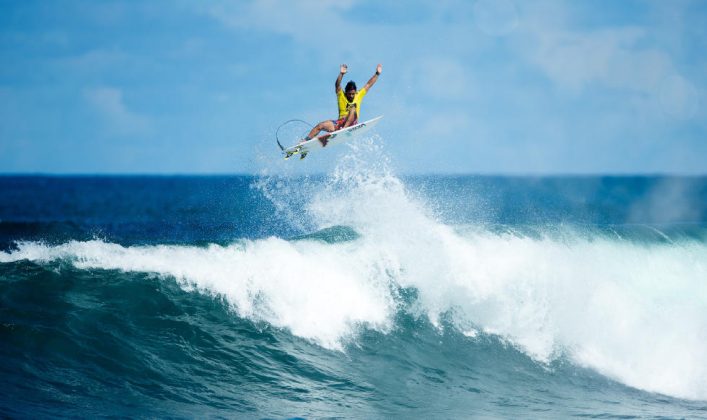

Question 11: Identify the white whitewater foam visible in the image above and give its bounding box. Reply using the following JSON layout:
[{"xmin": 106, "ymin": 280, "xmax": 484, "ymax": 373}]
[
  {"xmin": 3, "ymin": 139, "xmax": 707, "ymax": 400},
  {"xmin": 286, "ymin": 137, "xmax": 707, "ymax": 400},
  {"xmin": 1, "ymin": 239, "xmax": 393, "ymax": 351}
]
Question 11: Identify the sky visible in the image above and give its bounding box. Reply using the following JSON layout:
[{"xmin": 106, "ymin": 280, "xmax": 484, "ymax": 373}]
[{"xmin": 1, "ymin": 0, "xmax": 706, "ymax": 175}]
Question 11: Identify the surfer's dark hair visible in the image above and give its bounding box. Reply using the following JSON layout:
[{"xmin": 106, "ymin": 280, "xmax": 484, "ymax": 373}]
[{"xmin": 345, "ymin": 81, "xmax": 357, "ymax": 91}]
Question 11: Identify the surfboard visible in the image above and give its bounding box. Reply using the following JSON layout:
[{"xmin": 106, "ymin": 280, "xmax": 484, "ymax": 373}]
[{"xmin": 279, "ymin": 116, "xmax": 382, "ymax": 160}]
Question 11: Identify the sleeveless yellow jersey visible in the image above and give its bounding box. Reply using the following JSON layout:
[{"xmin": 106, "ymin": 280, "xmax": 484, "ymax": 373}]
[{"xmin": 337, "ymin": 87, "xmax": 367, "ymax": 119}]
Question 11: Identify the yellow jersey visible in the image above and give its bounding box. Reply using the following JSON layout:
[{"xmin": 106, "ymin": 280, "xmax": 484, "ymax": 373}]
[{"xmin": 337, "ymin": 87, "xmax": 367, "ymax": 119}]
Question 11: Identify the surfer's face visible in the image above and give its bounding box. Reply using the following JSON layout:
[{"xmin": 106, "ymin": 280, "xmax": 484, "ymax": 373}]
[{"xmin": 345, "ymin": 89, "xmax": 356, "ymax": 102}]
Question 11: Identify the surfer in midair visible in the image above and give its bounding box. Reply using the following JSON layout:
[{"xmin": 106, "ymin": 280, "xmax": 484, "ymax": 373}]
[{"xmin": 301, "ymin": 63, "xmax": 382, "ymax": 146}]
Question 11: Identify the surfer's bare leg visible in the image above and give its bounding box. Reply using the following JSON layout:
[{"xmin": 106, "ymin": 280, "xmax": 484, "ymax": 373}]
[
  {"xmin": 302, "ymin": 120, "xmax": 336, "ymax": 142},
  {"xmin": 342, "ymin": 108, "xmax": 358, "ymax": 128}
]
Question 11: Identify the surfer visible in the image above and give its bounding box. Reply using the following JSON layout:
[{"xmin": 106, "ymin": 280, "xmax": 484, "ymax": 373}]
[{"xmin": 301, "ymin": 63, "xmax": 382, "ymax": 146}]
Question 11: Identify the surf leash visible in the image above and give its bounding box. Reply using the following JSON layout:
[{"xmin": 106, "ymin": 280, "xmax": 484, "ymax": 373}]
[{"xmin": 275, "ymin": 119, "xmax": 313, "ymax": 151}]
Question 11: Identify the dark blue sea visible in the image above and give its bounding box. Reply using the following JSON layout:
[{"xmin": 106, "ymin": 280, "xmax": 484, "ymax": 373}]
[{"xmin": 1, "ymin": 148, "xmax": 706, "ymax": 417}]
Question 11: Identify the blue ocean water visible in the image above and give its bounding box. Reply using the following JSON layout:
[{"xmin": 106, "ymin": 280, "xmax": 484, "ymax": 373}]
[{"xmin": 1, "ymin": 147, "xmax": 707, "ymax": 417}]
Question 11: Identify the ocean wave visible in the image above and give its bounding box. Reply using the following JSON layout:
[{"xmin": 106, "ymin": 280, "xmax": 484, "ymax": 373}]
[
  {"xmin": 2, "ymin": 223, "xmax": 706, "ymax": 401},
  {"xmin": 2, "ymin": 140, "xmax": 706, "ymax": 402}
]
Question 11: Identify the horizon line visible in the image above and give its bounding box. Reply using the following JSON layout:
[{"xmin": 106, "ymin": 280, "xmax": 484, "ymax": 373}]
[{"xmin": 1, "ymin": 172, "xmax": 706, "ymax": 178}]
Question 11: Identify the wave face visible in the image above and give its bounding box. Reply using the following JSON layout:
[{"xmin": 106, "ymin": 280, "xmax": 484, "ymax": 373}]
[{"xmin": 1, "ymin": 148, "xmax": 707, "ymax": 417}]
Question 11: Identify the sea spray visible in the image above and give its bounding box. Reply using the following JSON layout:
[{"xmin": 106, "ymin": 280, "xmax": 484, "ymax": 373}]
[{"xmin": 257, "ymin": 137, "xmax": 707, "ymax": 400}]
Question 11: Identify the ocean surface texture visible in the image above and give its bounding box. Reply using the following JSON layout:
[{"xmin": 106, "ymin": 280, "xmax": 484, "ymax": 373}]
[{"xmin": 1, "ymin": 150, "xmax": 706, "ymax": 417}]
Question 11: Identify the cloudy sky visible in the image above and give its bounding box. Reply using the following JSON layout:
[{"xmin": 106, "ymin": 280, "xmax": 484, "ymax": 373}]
[{"xmin": 1, "ymin": 0, "xmax": 706, "ymax": 174}]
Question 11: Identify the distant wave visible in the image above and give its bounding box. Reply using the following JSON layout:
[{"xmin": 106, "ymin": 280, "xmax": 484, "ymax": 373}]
[{"xmin": 292, "ymin": 225, "xmax": 360, "ymax": 243}]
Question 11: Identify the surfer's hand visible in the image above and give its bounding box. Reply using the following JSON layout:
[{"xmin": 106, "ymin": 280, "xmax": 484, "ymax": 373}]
[
  {"xmin": 340, "ymin": 64, "xmax": 348, "ymax": 74},
  {"xmin": 376, "ymin": 64, "xmax": 382, "ymax": 75}
]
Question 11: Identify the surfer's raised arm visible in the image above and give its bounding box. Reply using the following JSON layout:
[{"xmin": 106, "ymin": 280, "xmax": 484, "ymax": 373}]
[
  {"xmin": 363, "ymin": 64, "xmax": 382, "ymax": 91},
  {"xmin": 335, "ymin": 64, "xmax": 347, "ymax": 93}
]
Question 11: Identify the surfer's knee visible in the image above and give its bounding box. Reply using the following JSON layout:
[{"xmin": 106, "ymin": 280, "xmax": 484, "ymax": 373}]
[{"xmin": 320, "ymin": 120, "xmax": 335, "ymax": 132}]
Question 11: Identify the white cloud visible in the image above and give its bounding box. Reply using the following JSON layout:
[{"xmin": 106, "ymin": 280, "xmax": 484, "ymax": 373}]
[
  {"xmin": 473, "ymin": 0, "xmax": 519, "ymax": 37},
  {"xmin": 517, "ymin": 25, "xmax": 673, "ymax": 94},
  {"xmin": 511, "ymin": 1, "xmax": 702, "ymax": 122},
  {"xmin": 659, "ymin": 75, "xmax": 699, "ymax": 119},
  {"xmin": 195, "ymin": 0, "xmax": 482, "ymax": 60},
  {"xmin": 203, "ymin": 0, "xmax": 357, "ymax": 43},
  {"xmin": 57, "ymin": 49, "xmax": 132, "ymax": 74},
  {"xmin": 84, "ymin": 87, "xmax": 150, "ymax": 135}
]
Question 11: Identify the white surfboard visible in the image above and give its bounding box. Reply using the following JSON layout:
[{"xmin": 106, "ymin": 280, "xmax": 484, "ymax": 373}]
[{"xmin": 279, "ymin": 116, "xmax": 382, "ymax": 160}]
